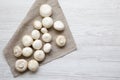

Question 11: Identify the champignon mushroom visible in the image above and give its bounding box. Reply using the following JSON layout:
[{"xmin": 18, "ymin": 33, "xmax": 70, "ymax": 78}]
[
  {"xmin": 22, "ymin": 35, "xmax": 33, "ymax": 47},
  {"xmin": 42, "ymin": 17, "xmax": 53, "ymax": 28},
  {"xmin": 40, "ymin": 4, "xmax": 52, "ymax": 17},
  {"xmin": 31, "ymin": 30, "xmax": 40, "ymax": 39},
  {"xmin": 42, "ymin": 33, "xmax": 52, "ymax": 42},
  {"xmin": 54, "ymin": 21, "xmax": 65, "ymax": 31},
  {"xmin": 15, "ymin": 59, "xmax": 27, "ymax": 72},
  {"xmin": 32, "ymin": 40, "xmax": 42, "ymax": 50},
  {"xmin": 40, "ymin": 28, "xmax": 48, "ymax": 34},
  {"xmin": 22, "ymin": 47, "xmax": 33, "ymax": 57},
  {"xmin": 13, "ymin": 45, "xmax": 22, "ymax": 57},
  {"xmin": 56, "ymin": 35, "xmax": 66, "ymax": 47},
  {"xmin": 33, "ymin": 20, "xmax": 42, "ymax": 29},
  {"xmin": 28, "ymin": 59, "xmax": 39, "ymax": 72},
  {"xmin": 34, "ymin": 50, "xmax": 45, "ymax": 61},
  {"xmin": 43, "ymin": 43, "xmax": 52, "ymax": 53}
]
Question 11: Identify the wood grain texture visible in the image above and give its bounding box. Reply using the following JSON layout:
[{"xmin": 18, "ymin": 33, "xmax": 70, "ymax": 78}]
[{"xmin": 1, "ymin": 0, "xmax": 120, "ymax": 79}]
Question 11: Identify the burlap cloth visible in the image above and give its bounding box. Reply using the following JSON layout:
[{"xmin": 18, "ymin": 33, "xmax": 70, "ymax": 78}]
[{"xmin": 3, "ymin": 0, "xmax": 77, "ymax": 77}]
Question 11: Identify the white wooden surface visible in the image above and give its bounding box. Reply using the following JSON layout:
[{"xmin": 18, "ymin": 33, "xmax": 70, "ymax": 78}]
[{"xmin": 1, "ymin": 0, "xmax": 120, "ymax": 79}]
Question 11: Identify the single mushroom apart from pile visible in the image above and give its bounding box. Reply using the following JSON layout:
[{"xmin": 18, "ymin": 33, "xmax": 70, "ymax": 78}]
[
  {"xmin": 54, "ymin": 21, "xmax": 65, "ymax": 31},
  {"xmin": 56, "ymin": 35, "xmax": 66, "ymax": 47}
]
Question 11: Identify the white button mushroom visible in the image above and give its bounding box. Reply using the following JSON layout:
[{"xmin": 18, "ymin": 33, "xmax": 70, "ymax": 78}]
[
  {"xmin": 34, "ymin": 50, "xmax": 45, "ymax": 61},
  {"xmin": 13, "ymin": 46, "xmax": 22, "ymax": 57},
  {"xmin": 22, "ymin": 35, "xmax": 33, "ymax": 47},
  {"xmin": 56, "ymin": 35, "xmax": 66, "ymax": 47},
  {"xmin": 32, "ymin": 40, "xmax": 42, "ymax": 50},
  {"xmin": 43, "ymin": 43, "xmax": 52, "ymax": 53},
  {"xmin": 33, "ymin": 20, "xmax": 42, "ymax": 29},
  {"xmin": 42, "ymin": 17, "xmax": 53, "ymax": 28},
  {"xmin": 15, "ymin": 59, "xmax": 27, "ymax": 72},
  {"xmin": 40, "ymin": 28, "xmax": 48, "ymax": 34},
  {"xmin": 31, "ymin": 30, "xmax": 40, "ymax": 39},
  {"xmin": 54, "ymin": 21, "xmax": 65, "ymax": 31},
  {"xmin": 22, "ymin": 47, "xmax": 33, "ymax": 57},
  {"xmin": 28, "ymin": 59, "xmax": 39, "ymax": 72},
  {"xmin": 42, "ymin": 33, "xmax": 52, "ymax": 42},
  {"xmin": 40, "ymin": 4, "xmax": 52, "ymax": 17}
]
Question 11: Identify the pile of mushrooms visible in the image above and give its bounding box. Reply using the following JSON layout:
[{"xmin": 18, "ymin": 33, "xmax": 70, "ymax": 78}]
[{"xmin": 13, "ymin": 4, "xmax": 67, "ymax": 72}]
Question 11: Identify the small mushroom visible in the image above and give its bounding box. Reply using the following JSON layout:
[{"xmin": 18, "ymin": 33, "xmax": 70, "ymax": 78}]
[
  {"xmin": 40, "ymin": 4, "xmax": 52, "ymax": 17},
  {"xmin": 32, "ymin": 40, "xmax": 42, "ymax": 50},
  {"xmin": 22, "ymin": 47, "xmax": 33, "ymax": 57},
  {"xmin": 22, "ymin": 35, "xmax": 33, "ymax": 47},
  {"xmin": 42, "ymin": 33, "xmax": 52, "ymax": 42},
  {"xmin": 15, "ymin": 59, "xmax": 27, "ymax": 72},
  {"xmin": 31, "ymin": 30, "xmax": 40, "ymax": 39},
  {"xmin": 56, "ymin": 35, "xmax": 66, "ymax": 47},
  {"xmin": 34, "ymin": 50, "xmax": 45, "ymax": 61},
  {"xmin": 42, "ymin": 17, "xmax": 53, "ymax": 28},
  {"xmin": 13, "ymin": 46, "xmax": 22, "ymax": 57},
  {"xmin": 40, "ymin": 28, "xmax": 48, "ymax": 34},
  {"xmin": 33, "ymin": 20, "xmax": 42, "ymax": 29},
  {"xmin": 54, "ymin": 21, "xmax": 65, "ymax": 31},
  {"xmin": 28, "ymin": 59, "xmax": 39, "ymax": 72},
  {"xmin": 43, "ymin": 43, "xmax": 52, "ymax": 53}
]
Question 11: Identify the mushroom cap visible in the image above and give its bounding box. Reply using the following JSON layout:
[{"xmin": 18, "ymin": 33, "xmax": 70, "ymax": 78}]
[
  {"xmin": 42, "ymin": 33, "xmax": 52, "ymax": 42},
  {"xmin": 54, "ymin": 21, "xmax": 65, "ymax": 31},
  {"xmin": 33, "ymin": 20, "xmax": 42, "ymax": 29},
  {"xmin": 56, "ymin": 35, "xmax": 66, "ymax": 47},
  {"xmin": 13, "ymin": 46, "xmax": 22, "ymax": 57},
  {"xmin": 43, "ymin": 43, "xmax": 52, "ymax": 53},
  {"xmin": 34, "ymin": 50, "xmax": 45, "ymax": 61},
  {"xmin": 28, "ymin": 59, "xmax": 39, "ymax": 72},
  {"xmin": 22, "ymin": 47, "xmax": 33, "ymax": 57},
  {"xmin": 22, "ymin": 35, "xmax": 33, "ymax": 47},
  {"xmin": 42, "ymin": 17, "xmax": 53, "ymax": 28},
  {"xmin": 40, "ymin": 28, "xmax": 48, "ymax": 34},
  {"xmin": 15, "ymin": 59, "xmax": 27, "ymax": 72},
  {"xmin": 40, "ymin": 4, "xmax": 52, "ymax": 17},
  {"xmin": 31, "ymin": 30, "xmax": 40, "ymax": 39},
  {"xmin": 32, "ymin": 40, "xmax": 42, "ymax": 50}
]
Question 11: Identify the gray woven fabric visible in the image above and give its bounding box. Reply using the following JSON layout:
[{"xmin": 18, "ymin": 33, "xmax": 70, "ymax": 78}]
[{"xmin": 3, "ymin": 0, "xmax": 77, "ymax": 77}]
